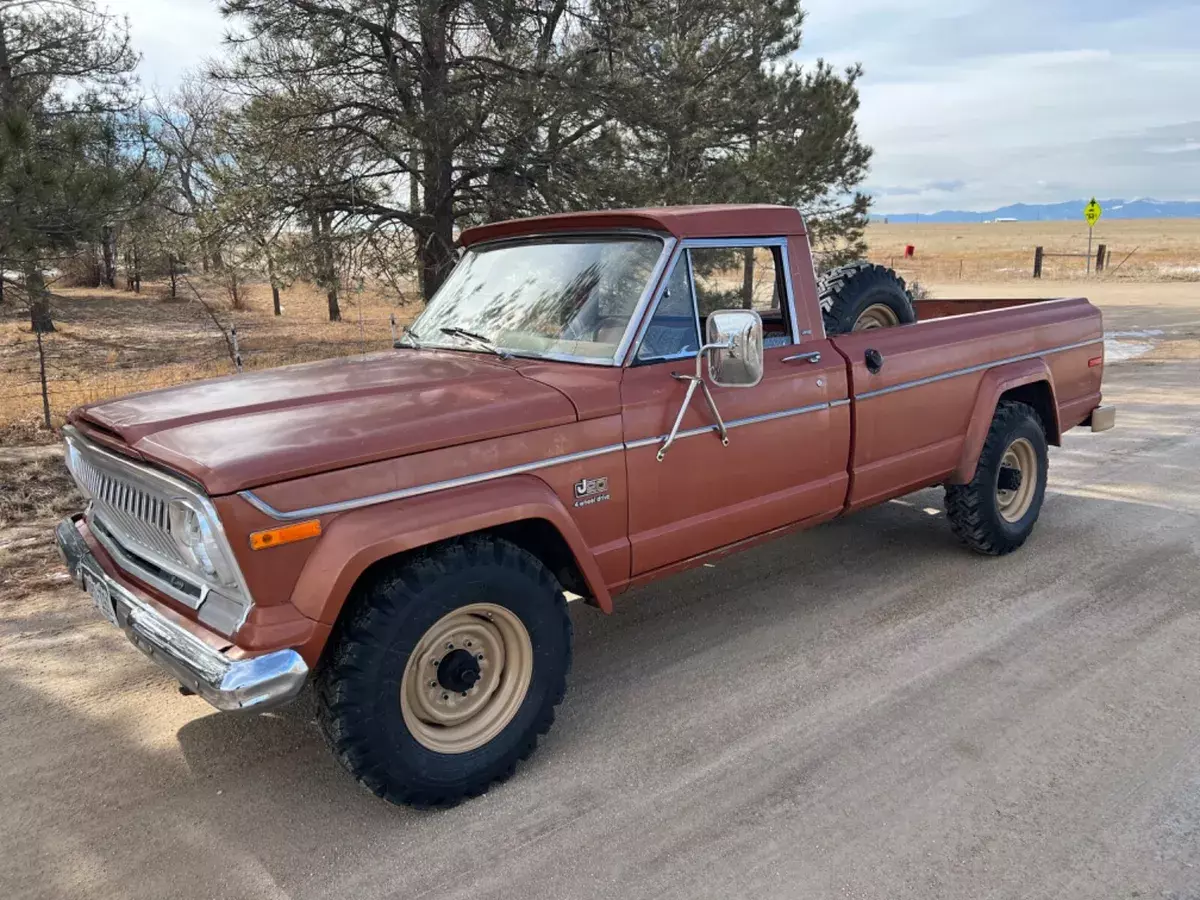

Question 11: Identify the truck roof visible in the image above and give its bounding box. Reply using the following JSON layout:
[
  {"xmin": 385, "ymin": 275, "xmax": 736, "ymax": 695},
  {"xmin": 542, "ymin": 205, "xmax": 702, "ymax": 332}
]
[{"xmin": 459, "ymin": 204, "xmax": 808, "ymax": 247}]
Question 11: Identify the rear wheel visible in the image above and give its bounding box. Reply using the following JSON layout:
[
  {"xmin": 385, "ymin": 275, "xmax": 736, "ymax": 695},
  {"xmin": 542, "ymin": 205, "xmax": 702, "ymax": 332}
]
[
  {"xmin": 316, "ymin": 536, "xmax": 572, "ymax": 807},
  {"xmin": 945, "ymin": 401, "xmax": 1049, "ymax": 555},
  {"xmin": 818, "ymin": 261, "xmax": 917, "ymax": 334}
]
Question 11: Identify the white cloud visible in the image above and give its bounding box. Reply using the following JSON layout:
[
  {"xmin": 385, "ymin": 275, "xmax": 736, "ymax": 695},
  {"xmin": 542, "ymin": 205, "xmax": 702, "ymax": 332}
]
[
  {"xmin": 800, "ymin": 0, "xmax": 1200, "ymax": 212},
  {"xmin": 101, "ymin": 0, "xmax": 228, "ymax": 94}
]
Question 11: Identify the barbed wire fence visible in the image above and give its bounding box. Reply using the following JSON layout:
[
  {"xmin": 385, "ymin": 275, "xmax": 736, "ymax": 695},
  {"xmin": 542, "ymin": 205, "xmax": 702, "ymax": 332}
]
[{"xmin": 1, "ymin": 277, "xmax": 247, "ymax": 437}]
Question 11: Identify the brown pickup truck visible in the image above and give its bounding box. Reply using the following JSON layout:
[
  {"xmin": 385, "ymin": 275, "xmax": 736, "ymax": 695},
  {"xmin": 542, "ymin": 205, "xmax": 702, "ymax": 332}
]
[{"xmin": 55, "ymin": 204, "xmax": 1114, "ymax": 807}]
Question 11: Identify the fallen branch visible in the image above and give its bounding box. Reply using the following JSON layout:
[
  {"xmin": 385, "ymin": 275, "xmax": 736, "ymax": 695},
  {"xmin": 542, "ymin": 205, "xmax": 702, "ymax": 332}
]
[{"xmin": 180, "ymin": 275, "xmax": 242, "ymax": 371}]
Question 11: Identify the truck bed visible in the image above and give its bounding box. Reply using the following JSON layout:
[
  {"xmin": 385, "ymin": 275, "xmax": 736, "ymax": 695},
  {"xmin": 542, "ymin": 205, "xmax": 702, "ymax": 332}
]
[{"xmin": 828, "ymin": 295, "xmax": 1105, "ymax": 511}]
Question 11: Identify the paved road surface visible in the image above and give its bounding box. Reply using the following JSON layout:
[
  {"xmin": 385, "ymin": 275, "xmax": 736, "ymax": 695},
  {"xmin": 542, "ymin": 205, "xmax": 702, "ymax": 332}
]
[{"xmin": 3, "ymin": 311, "xmax": 1198, "ymax": 899}]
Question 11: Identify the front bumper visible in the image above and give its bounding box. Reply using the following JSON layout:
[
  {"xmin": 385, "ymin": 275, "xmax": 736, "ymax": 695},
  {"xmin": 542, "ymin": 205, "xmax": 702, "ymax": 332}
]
[{"xmin": 56, "ymin": 516, "xmax": 309, "ymax": 712}]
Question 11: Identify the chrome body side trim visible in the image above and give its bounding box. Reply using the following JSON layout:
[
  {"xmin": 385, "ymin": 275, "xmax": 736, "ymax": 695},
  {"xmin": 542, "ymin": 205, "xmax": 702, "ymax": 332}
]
[
  {"xmin": 245, "ymin": 401, "xmax": 839, "ymax": 520},
  {"xmin": 242, "ymin": 339, "xmax": 1099, "ymax": 521},
  {"xmin": 241, "ymin": 442, "xmax": 628, "ymax": 521},
  {"xmin": 855, "ymin": 338, "xmax": 1102, "ymax": 400},
  {"xmin": 629, "ymin": 400, "xmax": 832, "ymax": 450},
  {"xmin": 55, "ymin": 517, "xmax": 307, "ymax": 712}
]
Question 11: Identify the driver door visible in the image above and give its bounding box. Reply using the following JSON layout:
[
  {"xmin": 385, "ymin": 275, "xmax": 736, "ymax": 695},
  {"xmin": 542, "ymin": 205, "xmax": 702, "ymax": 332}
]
[{"xmin": 621, "ymin": 240, "xmax": 848, "ymax": 576}]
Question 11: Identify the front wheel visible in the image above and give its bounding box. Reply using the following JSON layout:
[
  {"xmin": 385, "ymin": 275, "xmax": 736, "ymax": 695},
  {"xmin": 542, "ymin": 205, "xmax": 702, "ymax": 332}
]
[
  {"xmin": 316, "ymin": 536, "xmax": 572, "ymax": 807},
  {"xmin": 945, "ymin": 401, "xmax": 1049, "ymax": 555}
]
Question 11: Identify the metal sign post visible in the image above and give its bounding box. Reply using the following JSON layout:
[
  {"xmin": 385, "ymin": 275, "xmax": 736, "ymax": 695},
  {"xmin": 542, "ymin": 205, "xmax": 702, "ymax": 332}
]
[{"xmin": 1084, "ymin": 198, "xmax": 1103, "ymax": 274}]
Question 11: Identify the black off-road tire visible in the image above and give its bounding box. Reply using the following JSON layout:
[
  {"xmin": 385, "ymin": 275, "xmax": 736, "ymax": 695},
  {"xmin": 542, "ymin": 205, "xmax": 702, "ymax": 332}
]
[
  {"xmin": 945, "ymin": 401, "xmax": 1049, "ymax": 556},
  {"xmin": 818, "ymin": 261, "xmax": 917, "ymax": 334},
  {"xmin": 316, "ymin": 536, "xmax": 572, "ymax": 808}
]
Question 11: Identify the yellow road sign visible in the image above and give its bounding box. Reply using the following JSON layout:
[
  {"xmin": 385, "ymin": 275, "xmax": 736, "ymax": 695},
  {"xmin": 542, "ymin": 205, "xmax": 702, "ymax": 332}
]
[{"xmin": 1084, "ymin": 198, "xmax": 1102, "ymax": 227}]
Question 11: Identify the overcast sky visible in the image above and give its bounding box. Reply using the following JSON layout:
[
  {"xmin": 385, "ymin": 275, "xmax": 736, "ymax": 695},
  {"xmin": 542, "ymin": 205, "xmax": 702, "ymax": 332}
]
[{"xmin": 105, "ymin": 0, "xmax": 1200, "ymax": 214}]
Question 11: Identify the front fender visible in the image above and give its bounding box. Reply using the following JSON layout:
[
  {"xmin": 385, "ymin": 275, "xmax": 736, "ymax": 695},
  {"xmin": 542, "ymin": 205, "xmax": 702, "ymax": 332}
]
[
  {"xmin": 287, "ymin": 473, "xmax": 614, "ymax": 625},
  {"xmin": 950, "ymin": 359, "xmax": 1060, "ymax": 484}
]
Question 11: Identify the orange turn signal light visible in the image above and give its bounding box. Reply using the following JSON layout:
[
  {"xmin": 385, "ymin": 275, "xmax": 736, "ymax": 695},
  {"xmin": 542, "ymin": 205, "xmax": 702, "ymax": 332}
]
[
  {"xmin": 1088, "ymin": 356, "xmax": 1104, "ymax": 367},
  {"xmin": 250, "ymin": 519, "xmax": 322, "ymax": 550}
]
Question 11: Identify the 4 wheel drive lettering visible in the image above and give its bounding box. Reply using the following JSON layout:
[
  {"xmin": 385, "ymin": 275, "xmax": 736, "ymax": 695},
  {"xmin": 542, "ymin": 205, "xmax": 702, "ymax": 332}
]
[
  {"xmin": 573, "ymin": 476, "xmax": 611, "ymax": 508},
  {"xmin": 53, "ymin": 204, "xmax": 1113, "ymax": 809}
]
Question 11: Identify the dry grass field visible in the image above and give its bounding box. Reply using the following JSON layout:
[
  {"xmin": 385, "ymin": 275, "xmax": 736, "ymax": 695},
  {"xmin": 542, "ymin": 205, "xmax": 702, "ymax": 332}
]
[
  {"xmin": 0, "ymin": 279, "xmax": 421, "ymax": 440},
  {"xmin": 868, "ymin": 217, "xmax": 1200, "ymax": 283},
  {"xmin": 0, "ymin": 217, "xmax": 1197, "ymax": 439}
]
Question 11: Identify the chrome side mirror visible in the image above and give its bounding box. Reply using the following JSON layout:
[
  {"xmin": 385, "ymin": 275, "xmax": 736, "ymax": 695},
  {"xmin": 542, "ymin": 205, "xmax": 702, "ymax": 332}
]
[
  {"xmin": 706, "ymin": 309, "xmax": 763, "ymax": 388},
  {"xmin": 655, "ymin": 310, "xmax": 765, "ymax": 462}
]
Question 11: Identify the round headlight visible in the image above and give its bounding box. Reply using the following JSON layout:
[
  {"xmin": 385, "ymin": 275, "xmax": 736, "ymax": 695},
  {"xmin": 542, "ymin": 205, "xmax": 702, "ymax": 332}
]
[{"xmin": 168, "ymin": 499, "xmax": 230, "ymax": 583}]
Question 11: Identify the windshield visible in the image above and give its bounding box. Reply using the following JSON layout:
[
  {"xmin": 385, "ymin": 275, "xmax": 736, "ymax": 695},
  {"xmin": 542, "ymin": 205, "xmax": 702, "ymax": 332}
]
[{"xmin": 410, "ymin": 236, "xmax": 666, "ymax": 363}]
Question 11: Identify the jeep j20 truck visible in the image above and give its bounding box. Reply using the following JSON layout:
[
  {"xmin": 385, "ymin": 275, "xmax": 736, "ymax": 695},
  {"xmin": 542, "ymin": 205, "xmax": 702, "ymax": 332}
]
[{"xmin": 54, "ymin": 205, "xmax": 1115, "ymax": 807}]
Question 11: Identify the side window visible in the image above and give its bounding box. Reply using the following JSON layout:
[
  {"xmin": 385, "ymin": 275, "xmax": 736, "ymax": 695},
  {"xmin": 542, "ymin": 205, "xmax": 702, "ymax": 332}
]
[
  {"xmin": 689, "ymin": 246, "xmax": 792, "ymax": 347},
  {"xmin": 636, "ymin": 257, "xmax": 701, "ymax": 362}
]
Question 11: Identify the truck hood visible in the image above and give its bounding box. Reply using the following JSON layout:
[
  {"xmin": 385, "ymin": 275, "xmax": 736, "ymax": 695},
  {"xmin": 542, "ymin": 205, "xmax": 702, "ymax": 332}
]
[{"xmin": 71, "ymin": 350, "xmax": 578, "ymax": 495}]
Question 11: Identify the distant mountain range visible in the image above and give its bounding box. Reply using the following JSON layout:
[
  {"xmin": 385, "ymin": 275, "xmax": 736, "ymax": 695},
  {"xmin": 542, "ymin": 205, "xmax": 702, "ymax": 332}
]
[{"xmin": 873, "ymin": 198, "xmax": 1200, "ymax": 224}]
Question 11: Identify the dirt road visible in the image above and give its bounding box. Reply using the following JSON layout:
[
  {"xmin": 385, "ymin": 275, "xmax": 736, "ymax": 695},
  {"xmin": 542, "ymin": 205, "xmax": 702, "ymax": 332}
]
[{"xmin": 3, "ymin": 293, "xmax": 1199, "ymax": 900}]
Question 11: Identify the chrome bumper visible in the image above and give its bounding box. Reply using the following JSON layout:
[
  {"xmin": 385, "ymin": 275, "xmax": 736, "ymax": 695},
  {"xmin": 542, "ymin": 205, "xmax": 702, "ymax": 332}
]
[{"xmin": 55, "ymin": 516, "xmax": 308, "ymax": 712}]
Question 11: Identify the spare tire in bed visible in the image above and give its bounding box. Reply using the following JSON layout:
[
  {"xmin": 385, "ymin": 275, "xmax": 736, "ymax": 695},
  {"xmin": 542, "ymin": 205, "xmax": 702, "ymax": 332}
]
[{"xmin": 818, "ymin": 261, "xmax": 917, "ymax": 335}]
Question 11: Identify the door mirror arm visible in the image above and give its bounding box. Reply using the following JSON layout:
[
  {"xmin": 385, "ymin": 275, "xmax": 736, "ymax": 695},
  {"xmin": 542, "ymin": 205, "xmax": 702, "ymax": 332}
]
[
  {"xmin": 657, "ymin": 341, "xmax": 733, "ymax": 462},
  {"xmin": 655, "ymin": 309, "xmax": 763, "ymax": 462}
]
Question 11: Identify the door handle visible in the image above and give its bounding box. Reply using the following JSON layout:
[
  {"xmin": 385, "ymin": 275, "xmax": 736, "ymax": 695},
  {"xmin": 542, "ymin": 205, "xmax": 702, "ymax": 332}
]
[
  {"xmin": 865, "ymin": 348, "xmax": 884, "ymax": 374},
  {"xmin": 782, "ymin": 350, "xmax": 821, "ymax": 364}
]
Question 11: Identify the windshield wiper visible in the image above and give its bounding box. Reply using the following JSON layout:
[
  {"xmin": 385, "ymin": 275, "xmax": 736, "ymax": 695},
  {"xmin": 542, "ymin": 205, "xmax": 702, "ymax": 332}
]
[
  {"xmin": 395, "ymin": 325, "xmax": 423, "ymax": 349},
  {"xmin": 439, "ymin": 327, "xmax": 511, "ymax": 359}
]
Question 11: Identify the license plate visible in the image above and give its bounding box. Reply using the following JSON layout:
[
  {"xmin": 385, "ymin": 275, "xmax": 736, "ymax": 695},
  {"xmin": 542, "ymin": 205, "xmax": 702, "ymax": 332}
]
[{"xmin": 83, "ymin": 569, "xmax": 118, "ymax": 627}]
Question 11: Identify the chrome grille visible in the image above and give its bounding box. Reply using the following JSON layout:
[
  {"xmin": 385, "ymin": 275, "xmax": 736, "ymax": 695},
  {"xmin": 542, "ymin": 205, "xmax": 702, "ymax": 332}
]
[{"xmin": 66, "ymin": 443, "xmax": 185, "ymax": 564}]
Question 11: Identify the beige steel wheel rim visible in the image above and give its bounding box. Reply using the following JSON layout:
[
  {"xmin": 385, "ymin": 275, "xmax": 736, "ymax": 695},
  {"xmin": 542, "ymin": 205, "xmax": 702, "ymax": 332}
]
[
  {"xmin": 400, "ymin": 603, "xmax": 533, "ymax": 754},
  {"xmin": 996, "ymin": 437, "xmax": 1037, "ymax": 523},
  {"xmin": 852, "ymin": 303, "xmax": 901, "ymax": 331}
]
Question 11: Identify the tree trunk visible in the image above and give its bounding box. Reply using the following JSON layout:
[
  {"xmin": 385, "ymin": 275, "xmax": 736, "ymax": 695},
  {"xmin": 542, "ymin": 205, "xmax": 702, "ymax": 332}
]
[
  {"xmin": 741, "ymin": 249, "xmax": 755, "ymax": 309},
  {"xmin": 124, "ymin": 247, "xmax": 134, "ymax": 291},
  {"xmin": 35, "ymin": 326, "xmax": 52, "ymax": 430},
  {"xmin": 228, "ymin": 271, "xmax": 243, "ymax": 310},
  {"xmin": 24, "ymin": 263, "xmax": 54, "ymax": 333},
  {"xmin": 318, "ymin": 213, "xmax": 340, "ymax": 322},
  {"xmin": 415, "ymin": 4, "xmax": 457, "ymax": 302},
  {"xmin": 168, "ymin": 254, "xmax": 178, "ymax": 298},
  {"xmin": 0, "ymin": 16, "xmax": 17, "ymax": 109},
  {"xmin": 265, "ymin": 251, "xmax": 282, "ymax": 316},
  {"xmin": 416, "ymin": 147, "xmax": 456, "ymax": 300},
  {"xmin": 409, "ymin": 150, "xmax": 425, "ymax": 299},
  {"xmin": 101, "ymin": 226, "xmax": 116, "ymax": 288},
  {"xmin": 132, "ymin": 243, "xmax": 141, "ymax": 293}
]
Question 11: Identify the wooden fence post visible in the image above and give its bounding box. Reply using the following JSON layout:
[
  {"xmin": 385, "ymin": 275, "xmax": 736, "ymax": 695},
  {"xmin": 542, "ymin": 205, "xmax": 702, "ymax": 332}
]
[
  {"xmin": 1033, "ymin": 246, "xmax": 1044, "ymax": 279},
  {"xmin": 1095, "ymin": 244, "xmax": 1107, "ymax": 273}
]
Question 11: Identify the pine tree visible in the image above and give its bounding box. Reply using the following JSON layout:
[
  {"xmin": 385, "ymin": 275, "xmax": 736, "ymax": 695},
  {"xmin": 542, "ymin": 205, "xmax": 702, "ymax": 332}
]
[{"xmin": 0, "ymin": 0, "xmax": 142, "ymax": 332}]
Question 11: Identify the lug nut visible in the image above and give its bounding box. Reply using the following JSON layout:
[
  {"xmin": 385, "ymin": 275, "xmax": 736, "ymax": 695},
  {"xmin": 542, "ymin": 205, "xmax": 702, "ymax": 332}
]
[
  {"xmin": 446, "ymin": 642, "xmax": 454, "ymax": 650},
  {"xmin": 461, "ymin": 691, "xmax": 468, "ymax": 697},
  {"xmin": 441, "ymin": 693, "xmax": 449, "ymax": 701},
  {"xmin": 429, "ymin": 680, "xmax": 437, "ymax": 688},
  {"xmin": 476, "ymin": 653, "xmax": 484, "ymax": 661}
]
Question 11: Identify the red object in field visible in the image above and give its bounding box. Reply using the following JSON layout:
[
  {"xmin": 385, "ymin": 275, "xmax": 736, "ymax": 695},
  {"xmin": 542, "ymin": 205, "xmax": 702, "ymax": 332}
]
[{"xmin": 904, "ymin": 244, "xmax": 915, "ymax": 258}]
